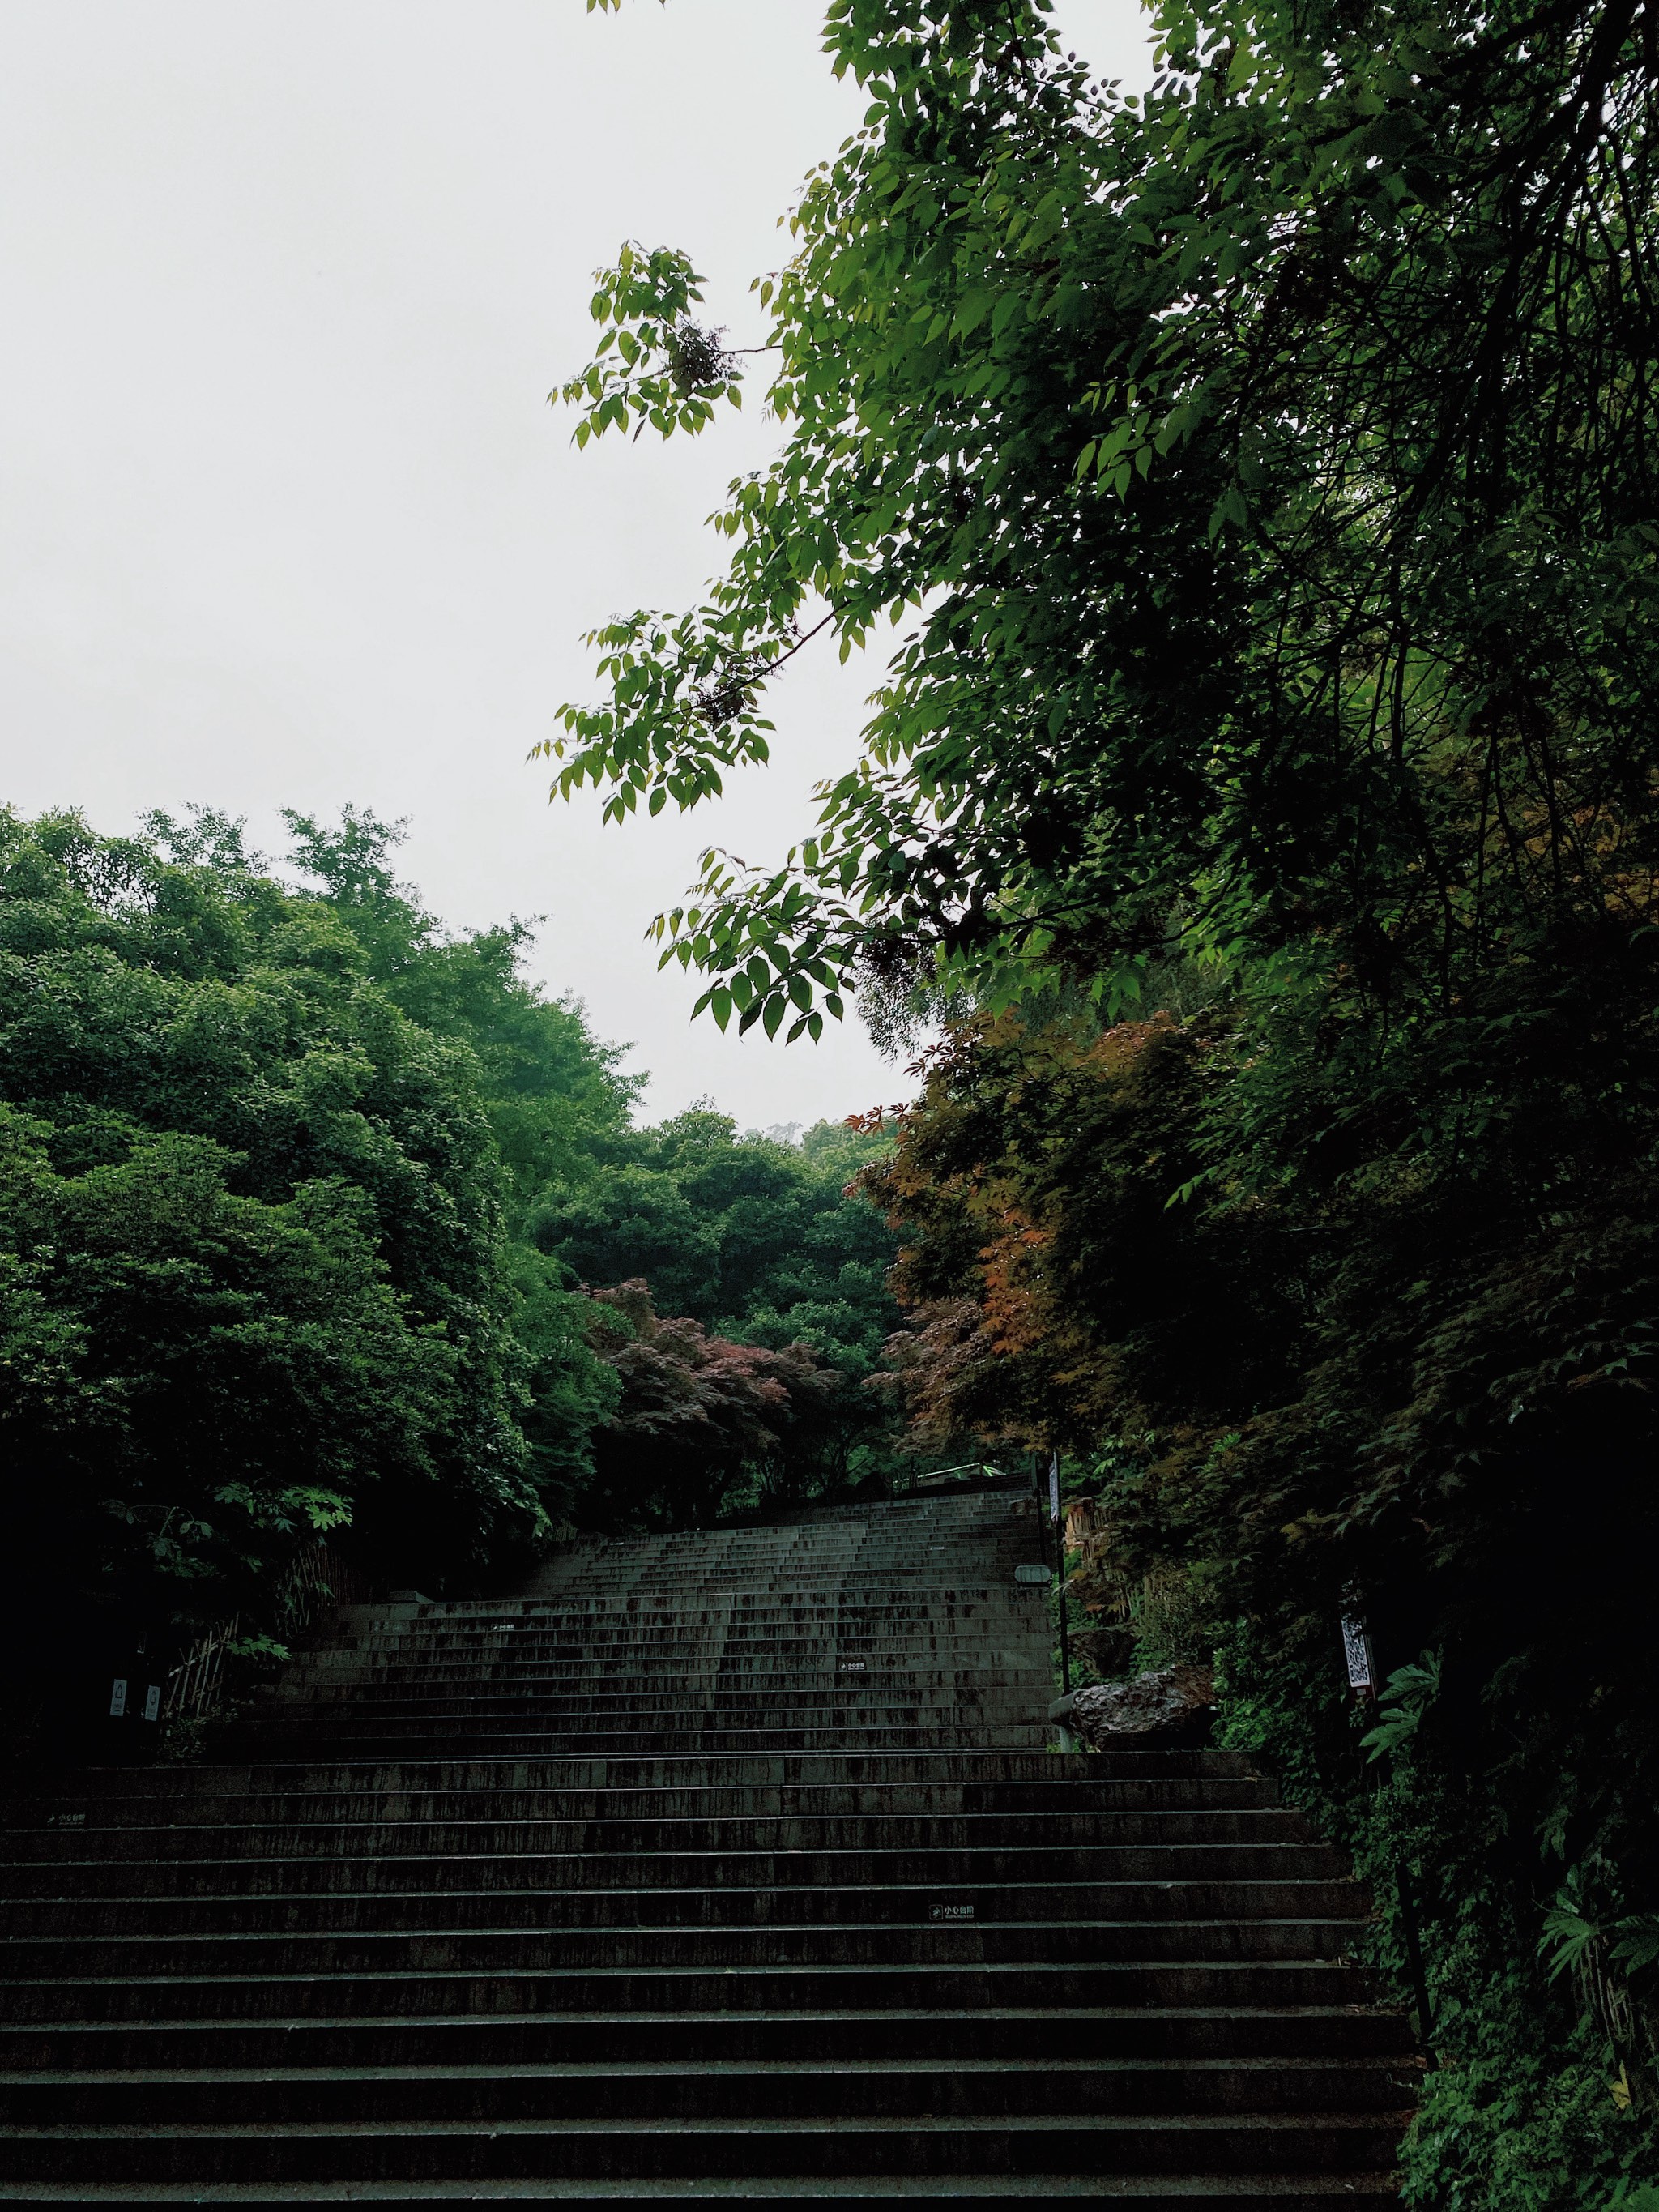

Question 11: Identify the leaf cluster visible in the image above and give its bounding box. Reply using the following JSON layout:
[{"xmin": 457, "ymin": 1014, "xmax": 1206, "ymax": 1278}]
[{"xmin": 552, "ymin": 0, "xmax": 1659, "ymax": 1074}]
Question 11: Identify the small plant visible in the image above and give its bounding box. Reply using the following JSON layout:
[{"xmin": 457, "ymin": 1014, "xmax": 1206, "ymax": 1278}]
[
  {"xmin": 1541, "ymin": 1867, "xmax": 1659, "ymax": 1988},
  {"xmin": 1361, "ymin": 1651, "xmax": 1442, "ymax": 1762}
]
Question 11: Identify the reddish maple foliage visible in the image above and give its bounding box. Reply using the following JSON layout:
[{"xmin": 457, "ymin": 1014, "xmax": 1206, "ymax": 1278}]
[
  {"xmin": 857, "ymin": 1004, "xmax": 1314, "ymax": 1484},
  {"xmin": 578, "ymin": 1280, "xmax": 839, "ymax": 1525}
]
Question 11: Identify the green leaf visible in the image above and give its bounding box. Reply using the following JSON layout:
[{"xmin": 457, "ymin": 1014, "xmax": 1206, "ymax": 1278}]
[{"xmin": 1359, "ymin": 1653, "xmax": 1441, "ymax": 1763}]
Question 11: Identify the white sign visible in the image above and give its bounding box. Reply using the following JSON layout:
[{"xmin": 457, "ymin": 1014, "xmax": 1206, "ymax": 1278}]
[
  {"xmin": 143, "ymin": 1685, "xmax": 161, "ymax": 1722},
  {"xmin": 1340, "ymin": 1615, "xmax": 1375, "ymax": 1693},
  {"xmin": 1048, "ymin": 1450, "xmax": 1061, "ymax": 1522},
  {"xmin": 108, "ymin": 1677, "xmax": 127, "ymax": 1718}
]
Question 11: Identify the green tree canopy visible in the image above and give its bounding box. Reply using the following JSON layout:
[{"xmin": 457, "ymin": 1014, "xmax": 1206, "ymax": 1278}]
[
  {"xmin": 0, "ymin": 808, "xmax": 546, "ymax": 1629},
  {"xmin": 551, "ymin": 0, "xmax": 1658, "ymax": 1053},
  {"xmin": 262, "ymin": 808, "xmax": 641, "ymax": 1215},
  {"xmin": 525, "ymin": 1105, "xmax": 902, "ymax": 1501}
]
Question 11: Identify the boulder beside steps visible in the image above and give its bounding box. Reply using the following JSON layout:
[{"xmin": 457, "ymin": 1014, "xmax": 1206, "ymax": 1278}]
[{"xmin": 0, "ymin": 1488, "xmax": 1418, "ymax": 2201}]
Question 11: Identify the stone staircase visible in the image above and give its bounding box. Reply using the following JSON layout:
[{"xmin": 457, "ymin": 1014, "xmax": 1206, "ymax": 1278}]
[{"xmin": 0, "ymin": 1484, "xmax": 1417, "ymax": 2201}]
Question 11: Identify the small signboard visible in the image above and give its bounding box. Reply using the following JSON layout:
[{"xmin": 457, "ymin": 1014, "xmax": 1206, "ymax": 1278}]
[
  {"xmin": 1340, "ymin": 1614, "xmax": 1376, "ymax": 1694},
  {"xmin": 930, "ymin": 1902, "xmax": 975, "ymax": 1922},
  {"xmin": 108, "ymin": 1678, "xmax": 127, "ymax": 1719},
  {"xmin": 1013, "ymin": 1564, "xmax": 1050, "ymax": 1586}
]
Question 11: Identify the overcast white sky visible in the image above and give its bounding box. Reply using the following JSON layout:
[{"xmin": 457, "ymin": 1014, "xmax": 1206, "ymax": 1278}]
[{"xmin": 0, "ymin": 0, "xmax": 1154, "ymax": 1129}]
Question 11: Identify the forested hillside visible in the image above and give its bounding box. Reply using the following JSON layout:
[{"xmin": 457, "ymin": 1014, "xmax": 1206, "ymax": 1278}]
[
  {"xmin": 549, "ymin": 0, "xmax": 1659, "ymax": 2201},
  {"xmin": 0, "ymin": 805, "xmax": 902, "ymax": 1693}
]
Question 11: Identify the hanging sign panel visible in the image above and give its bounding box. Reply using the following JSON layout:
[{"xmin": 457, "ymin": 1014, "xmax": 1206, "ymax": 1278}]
[{"xmin": 1340, "ymin": 1615, "xmax": 1376, "ymax": 1694}]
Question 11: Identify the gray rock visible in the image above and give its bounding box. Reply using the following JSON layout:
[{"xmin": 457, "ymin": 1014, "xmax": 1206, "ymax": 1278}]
[{"xmin": 1065, "ymin": 1663, "xmax": 1215, "ymax": 1747}]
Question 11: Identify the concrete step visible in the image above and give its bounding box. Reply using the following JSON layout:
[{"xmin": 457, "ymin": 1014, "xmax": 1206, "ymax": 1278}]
[
  {"xmin": 209, "ymin": 1728, "xmax": 1055, "ymax": 1750},
  {"xmin": 0, "ymin": 2003, "xmax": 1418, "ymax": 2076},
  {"xmin": 305, "ymin": 1635, "xmax": 1047, "ymax": 1664},
  {"xmin": 2, "ymin": 1776, "xmax": 1286, "ymax": 1826},
  {"xmin": 328, "ymin": 1616, "xmax": 1047, "ymax": 1637},
  {"xmin": 0, "ymin": 1918, "xmax": 1367, "ymax": 1981},
  {"xmin": 1, "ymin": 1805, "xmax": 1324, "ymax": 1849},
  {"xmin": 272, "ymin": 1661, "xmax": 1053, "ymax": 1685},
  {"xmin": 2, "ymin": 1883, "xmax": 1370, "ymax": 1932},
  {"xmin": 4, "ymin": 1749, "xmax": 1268, "ymax": 1799},
  {"xmin": 3, "ymin": 1959, "xmax": 1384, "ymax": 2026},
  {"xmin": 0, "ymin": 2056, "xmax": 1419, "ymax": 2128},
  {"xmin": 0, "ymin": 2112, "xmax": 1406, "ymax": 2185},
  {"xmin": 3, "ymin": 1845, "xmax": 1355, "ymax": 1894},
  {"xmin": 258, "ymin": 1694, "xmax": 1047, "ymax": 1721},
  {"xmin": 0, "ymin": 2178, "xmax": 1405, "ymax": 2203}
]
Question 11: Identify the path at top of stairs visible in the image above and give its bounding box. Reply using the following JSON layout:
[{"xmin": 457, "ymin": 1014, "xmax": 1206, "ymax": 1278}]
[{"xmin": 0, "ymin": 1483, "xmax": 1418, "ymax": 2203}]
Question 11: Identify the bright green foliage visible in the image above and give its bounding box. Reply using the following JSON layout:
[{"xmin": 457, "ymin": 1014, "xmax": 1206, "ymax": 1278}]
[
  {"xmin": 263, "ymin": 807, "xmax": 642, "ymax": 1218},
  {"xmin": 0, "ymin": 799, "xmax": 900, "ymax": 1685},
  {"xmin": 1213, "ymin": 1629, "xmax": 1659, "ymax": 2212},
  {"xmin": 528, "ymin": 1107, "xmax": 902, "ymax": 1496},
  {"xmin": 531, "ymin": 1108, "xmax": 892, "ymax": 1334},
  {"xmin": 265, "ymin": 809, "xmax": 905, "ymax": 1515},
  {"xmin": 258, "ymin": 806, "xmax": 902, "ymax": 1496},
  {"xmin": 508, "ymin": 1245, "xmax": 622, "ymax": 1532},
  {"xmin": 0, "ymin": 808, "xmax": 544, "ymax": 1631},
  {"xmin": 151, "ymin": 806, "xmax": 646, "ymax": 1537},
  {"xmin": 1359, "ymin": 1653, "xmax": 1441, "ymax": 1764},
  {"xmin": 148, "ymin": 806, "xmax": 902, "ymax": 1531},
  {"xmin": 549, "ymin": 0, "xmax": 1659, "ymax": 1057},
  {"xmin": 557, "ymin": 242, "xmax": 744, "ymax": 446}
]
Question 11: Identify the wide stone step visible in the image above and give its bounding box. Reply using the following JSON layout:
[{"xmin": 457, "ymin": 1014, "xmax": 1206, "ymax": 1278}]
[
  {"xmin": 4, "ymin": 1750, "xmax": 1265, "ymax": 1800},
  {"xmin": 2, "ymin": 1881, "xmax": 1369, "ymax": 1932},
  {"xmin": 3, "ymin": 1804, "xmax": 1336, "ymax": 1858},
  {"xmin": 0, "ymin": 2001, "xmax": 1416, "ymax": 2077},
  {"xmin": 3, "ymin": 1958, "xmax": 1380, "ymax": 2026},
  {"xmin": 5, "ymin": 1847, "xmax": 1352, "ymax": 1895},
  {"xmin": 326, "ymin": 1612, "xmax": 1043, "ymax": 1639},
  {"xmin": 275, "ymin": 1663, "xmax": 1050, "ymax": 1688},
  {"xmin": 321, "ymin": 1633, "xmax": 1040, "ymax": 1661},
  {"xmin": 467, "ymin": 1595, "xmax": 1043, "ymax": 1612},
  {"xmin": 0, "ymin": 2176, "xmax": 1405, "ymax": 2202},
  {"xmin": 0, "ymin": 1918, "xmax": 1365, "ymax": 1980},
  {"xmin": 0, "ymin": 2056, "xmax": 1418, "ymax": 2128},
  {"xmin": 276, "ymin": 1659, "xmax": 1052, "ymax": 1683},
  {"xmin": 0, "ymin": 1807, "xmax": 1328, "ymax": 1852},
  {"xmin": 267, "ymin": 1693, "xmax": 1045, "ymax": 1720},
  {"xmin": 288, "ymin": 1654, "xmax": 1047, "ymax": 1680},
  {"xmin": 0, "ymin": 2112, "xmax": 1405, "ymax": 2186},
  {"xmin": 2, "ymin": 1776, "xmax": 1283, "ymax": 1829},
  {"xmin": 211, "ymin": 1727, "xmax": 1052, "ymax": 1756},
  {"xmin": 296, "ymin": 1654, "xmax": 1043, "ymax": 1675}
]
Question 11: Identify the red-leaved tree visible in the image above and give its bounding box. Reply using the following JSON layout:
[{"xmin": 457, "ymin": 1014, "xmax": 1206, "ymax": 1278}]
[{"xmin": 578, "ymin": 1280, "xmax": 838, "ymax": 1527}]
